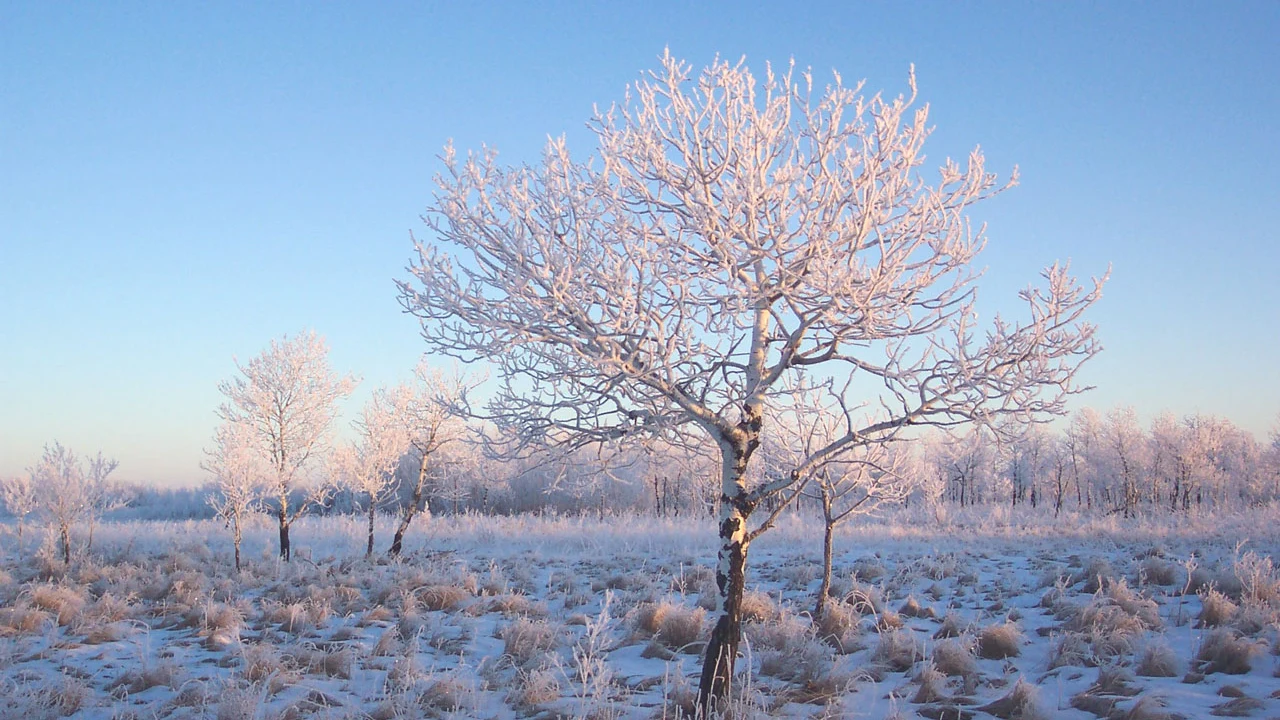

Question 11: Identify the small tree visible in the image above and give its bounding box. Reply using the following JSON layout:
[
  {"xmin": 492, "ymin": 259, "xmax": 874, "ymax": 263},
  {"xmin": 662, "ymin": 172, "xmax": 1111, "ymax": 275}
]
[
  {"xmin": 770, "ymin": 382, "xmax": 913, "ymax": 616},
  {"xmin": 388, "ymin": 366, "xmax": 467, "ymax": 556},
  {"xmin": 83, "ymin": 452, "xmax": 125, "ymax": 553},
  {"xmin": 399, "ymin": 53, "xmax": 1104, "ymax": 713},
  {"xmin": 204, "ymin": 421, "xmax": 266, "ymax": 571},
  {"xmin": 335, "ymin": 386, "xmax": 411, "ymax": 557},
  {"xmin": 217, "ymin": 331, "xmax": 356, "ymax": 561},
  {"xmin": 29, "ymin": 442, "xmax": 115, "ymax": 564},
  {"xmin": 1, "ymin": 474, "xmax": 38, "ymax": 552}
]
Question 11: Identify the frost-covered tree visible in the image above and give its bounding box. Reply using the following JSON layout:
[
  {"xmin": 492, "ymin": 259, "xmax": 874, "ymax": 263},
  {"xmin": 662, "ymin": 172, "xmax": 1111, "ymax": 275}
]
[
  {"xmin": 398, "ymin": 53, "xmax": 1103, "ymax": 711},
  {"xmin": 1, "ymin": 473, "xmax": 37, "ymax": 551},
  {"xmin": 774, "ymin": 382, "xmax": 913, "ymax": 615},
  {"xmin": 204, "ymin": 421, "xmax": 266, "ymax": 571},
  {"xmin": 217, "ymin": 332, "xmax": 356, "ymax": 561},
  {"xmin": 29, "ymin": 442, "xmax": 116, "ymax": 564},
  {"xmin": 83, "ymin": 452, "xmax": 126, "ymax": 553},
  {"xmin": 335, "ymin": 386, "xmax": 411, "ymax": 557},
  {"xmin": 388, "ymin": 366, "xmax": 467, "ymax": 556}
]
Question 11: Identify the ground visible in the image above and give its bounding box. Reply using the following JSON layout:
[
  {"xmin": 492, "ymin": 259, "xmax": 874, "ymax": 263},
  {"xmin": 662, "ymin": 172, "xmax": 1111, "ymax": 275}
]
[{"xmin": 1, "ymin": 509, "xmax": 1278, "ymax": 719}]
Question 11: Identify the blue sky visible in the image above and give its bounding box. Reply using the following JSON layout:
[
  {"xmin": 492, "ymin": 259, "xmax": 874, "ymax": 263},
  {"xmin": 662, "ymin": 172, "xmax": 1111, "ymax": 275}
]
[{"xmin": 2, "ymin": 2, "xmax": 1277, "ymax": 486}]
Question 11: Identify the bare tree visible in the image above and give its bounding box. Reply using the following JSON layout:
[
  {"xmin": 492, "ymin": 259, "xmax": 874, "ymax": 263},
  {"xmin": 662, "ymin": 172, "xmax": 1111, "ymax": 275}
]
[
  {"xmin": 1, "ymin": 473, "xmax": 37, "ymax": 552},
  {"xmin": 217, "ymin": 331, "xmax": 356, "ymax": 561},
  {"xmin": 29, "ymin": 442, "xmax": 115, "ymax": 564},
  {"xmin": 388, "ymin": 366, "xmax": 467, "ymax": 556},
  {"xmin": 772, "ymin": 382, "xmax": 912, "ymax": 616},
  {"xmin": 398, "ymin": 53, "xmax": 1104, "ymax": 712},
  {"xmin": 83, "ymin": 452, "xmax": 125, "ymax": 553},
  {"xmin": 335, "ymin": 386, "xmax": 411, "ymax": 557},
  {"xmin": 204, "ymin": 421, "xmax": 266, "ymax": 571}
]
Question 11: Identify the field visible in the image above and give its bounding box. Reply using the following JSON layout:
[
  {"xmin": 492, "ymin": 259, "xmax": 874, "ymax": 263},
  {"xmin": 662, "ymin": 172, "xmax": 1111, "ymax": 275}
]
[{"xmin": 1, "ymin": 509, "xmax": 1278, "ymax": 719}]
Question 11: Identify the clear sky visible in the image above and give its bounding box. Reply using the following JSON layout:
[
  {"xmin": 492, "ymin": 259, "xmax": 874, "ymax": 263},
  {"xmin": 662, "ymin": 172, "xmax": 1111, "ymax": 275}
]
[{"xmin": 2, "ymin": 2, "xmax": 1277, "ymax": 486}]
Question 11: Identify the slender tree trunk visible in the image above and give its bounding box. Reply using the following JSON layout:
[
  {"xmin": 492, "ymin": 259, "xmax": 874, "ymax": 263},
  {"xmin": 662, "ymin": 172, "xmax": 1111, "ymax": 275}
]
[
  {"xmin": 60, "ymin": 522, "xmax": 71, "ymax": 565},
  {"xmin": 815, "ymin": 501, "xmax": 835, "ymax": 618},
  {"xmin": 233, "ymin": 518, "xmax": 242, "ymax": 572},
  {"xmin": 390, "ymin": 452, "xmax": 431, "ymax": 556},
  {"xmin": 366, "ymin": 497, "xmax": 376, "ymax": 557},
  {"xmin": 277, "ymin": 489, "xmax": 292, "ymax": 561},
  {"xmin": 698, "ymin": 421, "xmax": 758, "ymax": 718},
  {"xmin": 278, "ymin": 510, "xmax": 291, "ymax": 562},
  {"xmin": 699, "ymin": 507, "xmax": 749, "ymax": 717}
]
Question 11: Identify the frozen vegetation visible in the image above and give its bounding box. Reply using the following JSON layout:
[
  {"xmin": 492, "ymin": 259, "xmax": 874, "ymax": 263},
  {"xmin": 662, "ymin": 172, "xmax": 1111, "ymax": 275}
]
[{"xmin": 1, "ymin": 508, "xmax": 1278, "ymax": 719}]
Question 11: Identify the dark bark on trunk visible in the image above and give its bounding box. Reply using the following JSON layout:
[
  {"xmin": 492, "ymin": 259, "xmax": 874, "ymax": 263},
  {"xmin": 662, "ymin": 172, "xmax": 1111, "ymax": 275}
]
[
  {"xmin": 390, "ymin": 453, "xmax": 430, "ymax": 557},
  {"xmin": 366, "ymin": 499, "xmax": 376, "ymax": 557},
  {"xmin": 233, "ymin": 518, "xmax": 243, "ymax": 572},
  {"xmin": 698, "ymin": 518, "xmax": 748, "ymax": 717},
  {"xmin": 60, "ymin": 523, "xmax": 71, "ymax": 565},
  {"xmin": 278, "ymin": 511, "xmax": 291, "ymax": 562},
  {"xmin": 815, "ymin": 514, "xmax": 835, "ymax": 617}
]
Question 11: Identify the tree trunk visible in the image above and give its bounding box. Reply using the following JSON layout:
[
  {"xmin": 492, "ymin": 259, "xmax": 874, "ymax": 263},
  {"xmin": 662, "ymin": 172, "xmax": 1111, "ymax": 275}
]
[
  {"xmin": 815, "ymin": 508, "xmax": 835, "ymax": 617},
  {"xmin": 390, "ymin": 453, "xmax": 430, "ymax": 557},
  {"xmin": 233, "ymin": 518, "xmax": 242, "ymax": 572},
  {"xmin": 366, "ymin": 497, "xmax": 376, "ymax": 557},
  {"xmin": 697, "ymin": 425, "xmax": 757, "ymax": 718},
  {"xmin": 60, "ymin": 522, "xmax": 71, "ymax": 565},
  {"xmin": 277, "ymin": 490, "xmax": 291, "ymax": 561},
  {"xmin": 278, "ymin": 511, "xmax": 291, "ymax": 562},
  {"xmin": 698, "ymin": 507, "xmax": 748, "ymax": 718}
]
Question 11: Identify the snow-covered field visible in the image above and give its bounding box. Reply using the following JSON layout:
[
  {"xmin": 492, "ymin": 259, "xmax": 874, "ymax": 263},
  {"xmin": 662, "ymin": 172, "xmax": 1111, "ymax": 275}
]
[{"xmin": 1, "ymin": 509, "xmax": 1278, "ymax": 719}]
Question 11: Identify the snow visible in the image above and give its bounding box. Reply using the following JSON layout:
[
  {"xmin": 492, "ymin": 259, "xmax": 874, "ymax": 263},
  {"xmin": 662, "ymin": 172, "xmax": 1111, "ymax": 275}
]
[{"xmin": 1, "ymin": 509, "xmax": 1278, "ymax": 718}]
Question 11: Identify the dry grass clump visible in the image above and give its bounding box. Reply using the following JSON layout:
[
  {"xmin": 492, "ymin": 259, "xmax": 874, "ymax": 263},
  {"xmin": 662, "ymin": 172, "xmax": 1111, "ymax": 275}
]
[
  {"xmin": 287, "ymin": 644, "xmax": 355, "ymax": 679},
  {"xmin": 976, "ymin": 621, "xmax": 1023, "ymax": 660},
  {"xmin": 214, "ymin": 683, "xmax": 269, "ymax": 720},
  {"xmin": 650, "ymin": 604, "xmax": 706, "ymax": 650},
  {"xmin": 898, "ymin": 595, "xmax": 935, "ymax": 619},
  {"xmin": 746, "ymin": 610, "xmax": 811, "ymax": 654},
  {"xmin": 506, "ymin": 667, "xmax": 560, "ymax": 710},
  {"xmin": 1195, "ymin": 628, "xmax": 1257, "ymax": 675},
  {"xmin": 1210, "ymin": 696, "xmax": 1265, "ymax": 717},
  {"xmin": 1198, "ymin": 588, "xmax": 1238, "ymax": 628},
  {"xmin": 0, "ymin": 605, "xmax": 52, "ymax": 635},
  {"xmin": 109, "ymin": 661, "xmax": 184, "ymax": 695},
  {"xmin": 1047, "ymin": 632, "xmax": 1091, "ymax": 670},
  {"xmin": 814, "ymin": 602, "xmax": 860, "ymax": 654},
  {"xmin": 240, "ymin": 643, "xmax": 288, "ymax": 682},
  {"xmin": 1075, "ymin": 558, "xmax": 1116, "ymax": 594},
  {"xmin": 911, "ymin": 663, "xmax": 948, "ymax": 704},
  {"xmin": 632, "ymin": 600, "xmax": 678, "ymax": 636},
  {"xmin": 1140, "ymin": 557, "xmax": 1180, "ymax": 586},
  {"xmin": 851, "ymin": 558, "xmax": 887, "ymax": 582},
  {"xmin": 484, "ymin": 593, "xmax": 547, "ymax": 618},
  {"xmin": 932, "ymin": 612, "xmax": 967, "ymax": 639},
  {"xmin": 197, "ymin": 602, "xmax": 243, "ymax": 649},
  {"xmin": 739, "ymin": 590, "xmax": 779, "ymax": 623},
  {"xmin": 27, "ymin": 584, "xmax": 86, "ymax": 626},
  {"xmin": 977, "ymin": 677, "xmax": 1045, "ymax": 720},
  {"xmin": 416, "ymin": 584, "xmax": 470, "ymax": 612},
  {"xmin": 758, "ymin": 635, "xmax": 830, "ymax": 683},
  {"xmin": 82, "ymin": 592, "xmax": 134, "ymax": 624},
  {"xmin": 932, "ymin": 637, "xmax": 978, "ymax": 677},
  {"xmin": 84, "ymin": 621, "xmax": 130, "ymax": 644},
  {"xmin": 845, "ymin": 582, "xmax": 886, "ymax": 616},
  {"xmin": 1052, "ymin": 579, "xmax": 1161, "ymax": 666},
  {"xmin": 1136, "ymin": 641, "xmax": 1180, "ymax": 677},
  {"xmin": 670, "ymin": 563, "xmax": 716, "ymax": 596},
  {"xmin": 872, "ymin": 629, "xmax": 922, "ymax": 672},
  {"xmin": 372, "ymin": 627, "xmax": 402, "ymax": 657},
  {"xmin": 501, "ymin": 617, "xmax": 561, "ymax": 667}
]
